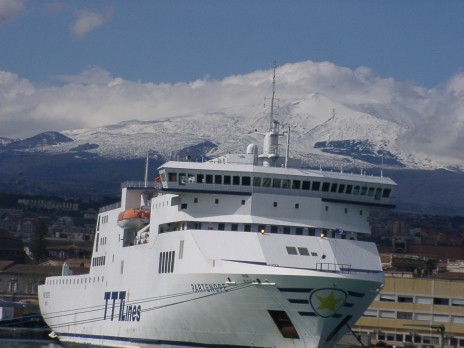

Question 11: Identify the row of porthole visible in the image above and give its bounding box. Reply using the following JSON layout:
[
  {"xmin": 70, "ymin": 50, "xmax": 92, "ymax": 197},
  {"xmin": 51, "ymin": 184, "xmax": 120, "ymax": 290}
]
[{"xmin": 46, "ymin": 276, "xmax": 104, "ymax": 285}]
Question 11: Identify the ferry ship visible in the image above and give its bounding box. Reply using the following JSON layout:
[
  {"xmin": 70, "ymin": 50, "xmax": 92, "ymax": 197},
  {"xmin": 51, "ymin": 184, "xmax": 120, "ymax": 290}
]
[{"xmin": 38, "ymin": 65, "xmax": 396, "ymax": 348}]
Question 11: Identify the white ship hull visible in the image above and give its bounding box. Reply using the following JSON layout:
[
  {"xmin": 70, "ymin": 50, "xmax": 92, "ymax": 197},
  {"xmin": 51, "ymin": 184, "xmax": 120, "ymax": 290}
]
[{"xmin": 39, "ymin": 229, "xmax": 384, "ymax": 348}]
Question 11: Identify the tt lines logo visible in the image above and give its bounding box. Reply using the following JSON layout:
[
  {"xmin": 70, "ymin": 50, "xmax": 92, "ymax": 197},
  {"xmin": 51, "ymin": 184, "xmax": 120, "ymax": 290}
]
[
  {"xmin": 103, "ymin": 291, "xmax": 141, "ymax": 322},
  {"xmin": 309, "ymin": 289, "xmax": 347, "ymax": 318}
]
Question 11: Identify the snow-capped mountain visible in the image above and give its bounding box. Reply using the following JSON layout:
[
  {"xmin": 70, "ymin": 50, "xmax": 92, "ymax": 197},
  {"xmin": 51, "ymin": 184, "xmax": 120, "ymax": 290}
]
[{"xmin": 3, "ymin": 91, "xmax": 452, "ymax": 171}]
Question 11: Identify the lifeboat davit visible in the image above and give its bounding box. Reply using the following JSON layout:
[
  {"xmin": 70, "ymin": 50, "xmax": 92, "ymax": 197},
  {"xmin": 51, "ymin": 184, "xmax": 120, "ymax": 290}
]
[{"xmin": 117, "ymin": 208, "xmax": 150, "ymax": 230}]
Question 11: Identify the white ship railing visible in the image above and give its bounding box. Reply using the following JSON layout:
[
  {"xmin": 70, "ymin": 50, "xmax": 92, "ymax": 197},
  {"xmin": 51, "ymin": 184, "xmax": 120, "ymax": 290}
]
[
  {"xmin": 99, "ymin": 202, "xmax": 121, "ymax": 213},
  {"xmin": 316, "ymin": 263, "xmax": 352, "ymax": 273}
]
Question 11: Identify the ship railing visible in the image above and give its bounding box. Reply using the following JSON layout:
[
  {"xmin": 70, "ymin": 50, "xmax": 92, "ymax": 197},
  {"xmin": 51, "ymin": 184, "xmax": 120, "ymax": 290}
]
[
  {"xmin": 122, "ymin": 181, "xmax": 157, "ymax": 189},
  {"xmin": 316, "ymin": 263, "xmax": 352, "ymax": 274},
  {"xmin": 99, "ymin": 202, "xmax": 121, "ymax": 213}
]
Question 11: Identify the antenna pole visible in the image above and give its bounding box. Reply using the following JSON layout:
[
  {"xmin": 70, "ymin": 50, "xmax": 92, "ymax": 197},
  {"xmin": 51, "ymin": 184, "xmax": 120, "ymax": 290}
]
[
  {"xmin": 285, "ymin": 124, "xmax": 290, "ymax": 168},
  {"xmin": 269, "ymin": 61, "xmax": 277, "ymax": 131},
  {"xmin": 144, "ymin": 151, "xmax": 149, "ymax": 188}
]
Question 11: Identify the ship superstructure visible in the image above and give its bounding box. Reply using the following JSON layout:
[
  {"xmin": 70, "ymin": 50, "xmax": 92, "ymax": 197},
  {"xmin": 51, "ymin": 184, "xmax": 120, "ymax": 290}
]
[{"xmin": 38, "ymin": 63, "xmax": 396, "ymax": 348}]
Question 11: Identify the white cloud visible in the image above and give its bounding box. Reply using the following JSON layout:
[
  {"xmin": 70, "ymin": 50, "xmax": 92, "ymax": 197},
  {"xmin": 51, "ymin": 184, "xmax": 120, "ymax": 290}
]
[
  {"xmin": 0, "ymin": 0, "xmax": 25, "ymax": 26},
  {"xmin": 70, "ymin": 8, "xmax": 113, "ymax": 39},
  {"xmin": 1, "ymin": 60, "xmax": 464, "ymax": 167}
]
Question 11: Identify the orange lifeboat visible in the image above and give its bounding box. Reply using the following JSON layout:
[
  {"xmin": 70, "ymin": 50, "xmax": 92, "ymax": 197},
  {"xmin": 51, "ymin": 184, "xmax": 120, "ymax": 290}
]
[{"xmin": 117, "ymin": 208, "xmax": 150, "ymax": 230}]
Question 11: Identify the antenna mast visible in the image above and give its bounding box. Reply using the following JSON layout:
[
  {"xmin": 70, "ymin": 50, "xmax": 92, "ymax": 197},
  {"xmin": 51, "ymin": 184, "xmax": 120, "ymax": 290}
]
[
  {"xmin": 269, "ymin": 61, "xmax": 277, "ymax": 131},
  {"xmin": 144, "ymin": 151, "xmax": 149, "ymax": 188}
]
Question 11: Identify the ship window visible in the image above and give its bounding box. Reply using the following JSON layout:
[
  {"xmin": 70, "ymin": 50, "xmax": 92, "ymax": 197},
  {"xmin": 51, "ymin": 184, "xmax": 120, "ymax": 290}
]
[
  {"xmin": 308, "ymin": 228, "xmax": 315, "ymax": 236},
  {"xmin": 271, "ymin": 226, "xmax": 278, "ymax": 233},
  {"xmin": 283, "ymin": 226, "xmax": 290, "ymax": 234},
  {"xmin": 215, "ymin": 175, "xmax": 222, "ymax": 184},
  {"xmin": 368, "ymin": 187, "xmax": 375, "ymax": 196},
  {"xmin": 311, "ymin": 252, "xmax": 317, "ymax": 256},
  {"xmin": 375, "ymin": 188, "xmax": 382, "ymax": 200},
  {"xmin": 302, "ymin": 181, "xmax": 310, "ymax": 190},
  {"xmin": 338, "ymin": 184, "xmax": 345, "ymax": 193},
  {"xmin": 330, "ymin": 183, "xmax": 338, "ymax": 192},
  {"xmin": 262, "ymin": 178, "xmax": 271, "ymax": 187},
  {"xmin": 197, "ymin": 174, "xmax": 204, "ymax": 183},
  {"xmin": 295, "ymin": 228, "xmax": 303, "ymax": 235},
  {"xmin": 295, "ymin": 203, "xmax": 299, "ymax": 209},
  {"xmin": 286, "ymin": 246, "xmax": 298, "ymax": 255},
  {"xmin": 194, "ymin": 198, "xmax": 198, "ymax": 203},
  {"xmin": 181, "ymin": 203, "xmax": 188, "ymax": 209},
  {"xmin": 188, "ymin": 174, "xmax": 195, "ymax": 183},
  {"xmin": 242, "ymin": 176, "xmax": 251, "ymax": 186},
  {"xmin": 282, "ymin": 179, "xmax": 290, "ymax": 188},
  {"xmin": 382, "ymin": 188, "xmax": 391, "ymax": 198},
  {"xmin": 179, "ymin": 240, "xmax": 184, "ymax": 259},
  {"xmin": 353, "ymin": 186, "xmax": 360, "ymax": 195},
  {"xmin": 179, "ymin": 173, "xmax": 186, "ymax": 185},
  {"xmin": 241, "ymin": 200, "xmax": 245, "ymax": 205},
  {"xmin": 205, "ymin": 174, "xmax": 213, "ymax": 184},
  {"xmin": 233, "ymin": 176, "xmax": 240, "ymax": 185},
  {"xmin": 231, "ymin": 224, "xmax": 238, "ymax": 231},
  {"xmin": 244, "ymin": 224, "xmax": 251, "ymax": 232},
  {"xmin": 259, "ymin": 225, "xmax": 266, "ymax": 233},
  {"xmin": 298, "ymin": 247, "xmax": 309, "ymax": 256},
  {"xmin": 292, "ymin": 180, "xmax": 301, "ymax": 189},
  {"xmin": 215, "ymin": 199, "xmax": 219, "ymax": 204},
  {"xmin": 168, "ymin": 172, "xmax": 177, "ymax": 182},
  {"xmin": 344, "ymin": 208, "xmax": 347, "ymax": 214},
  {"xmin": 272, "ymin": 178, "xmax": 281, "ymax": 188},
  {"xmin": 268, "ymin": 310, "xmax": 299, "ymax": 339},
  {"xmin": 360, "ymin": 186, "xmax": 367, "ymax": 195},
  {"xmin": 311, "ymin": 181, "xmax": 320, "ymax": 191},
  {"xmin": 345, "ymin": 185, "xmax": 353, "ymax": 194},
  {"xmin": 321, "ymin": 182, "xmax": 330, "ymax": 192},
  {"xmin": 325, "ymin": 206, "xmax": 328, "ymax": 211},
  {"xmin": 223, "ymin": 175, "xmax": 231, "ymax": 185},
  {"xmin": 253, "ymin": 177, "xmax": 261, "ymax": 186},
  {"xmin": 273, "ymin": 202, "xmax": 277, "ymax": 207}
]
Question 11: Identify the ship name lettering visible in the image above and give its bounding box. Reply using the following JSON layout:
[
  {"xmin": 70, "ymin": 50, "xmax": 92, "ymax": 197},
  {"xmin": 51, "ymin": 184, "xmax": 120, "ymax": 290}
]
[{"xmin": 191, "ymin": 283, "xmax": 227, "ymax": 293}]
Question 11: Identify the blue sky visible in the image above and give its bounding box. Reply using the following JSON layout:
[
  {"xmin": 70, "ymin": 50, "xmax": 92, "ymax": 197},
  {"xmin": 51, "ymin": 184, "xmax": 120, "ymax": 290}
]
[{"xmin": 1, "ymin": 0, "xmax": 463, "ymax": 87}]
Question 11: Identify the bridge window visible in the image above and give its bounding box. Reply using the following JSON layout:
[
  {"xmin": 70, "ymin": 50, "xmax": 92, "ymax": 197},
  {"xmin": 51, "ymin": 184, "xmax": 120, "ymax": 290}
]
[
  {"xmin": 244, "ymin": 224, "xmax": 251, "ymax": 232},
  {"xmin": 375, "ymin": 188, "xmax": 382, "ymax": 200},
  {"xmin": 338, "ymin": 184, "xmax": 345, "ymax": 193},
  {"xmin": 206, "ymin": 174, "xmax": 213, "ymax": 184},
  {"xmin": 259, "ymin": 225, "xmax": 266, "ymax": 233},
  {"xmin": 321, "ymin": 182, "xmax": 330, "ymax": 192},
  {"xmin": 242, "ymin": 176, "xmax": 251, "ymax": 186},
  {"xmin": 181, "ymin": 203, "xmax": 187, "ymax": 209},
  {"xmin": 282, "ymin": 179, "xmax": 290, "ymax": 188},
  {"xmin": 231, "ymin": 224, "xmax": 238, "ymax": 231},
  {"xmin": 262, "ymin": 178, "xmax": 271, "ymax": 187},
  {"xmin": 312, "ymin": 181, "xmax": 320, "ymax": 191},
  {"xmin": 168, "ymin": 172, "xmax": 177, "ymax": 182},
  {"xmin": 283, "ymin": 227, "xmax": 290, "ymax": 234},
  {"xmin": 188, "ymin": 174, "xmax": 195, "ymax": 183},
  {"xmin": 292, "ymin": 180, "xmax": 301, "ymax": 189},
  {"xmin": 295, "ymin": 227, "xmax": 303, "ymax": 235},
  {"xmin": 298, "ymin": 247, "xmax": 309, "ymax": 255},
  {"xmin": 271, "ymin": 226, "xmax": 278, "ymax": 233},
  {"xmin": 215, "ymin": 175, "xmax": 222, "ymax": 184},
  {"xmin": 224, "ymin": 175, "xmax": 231, "ymax": 185},
  {"xmin": 382, "ymin": 188, "xmax": 391, "ymax": 198},
  {"xmin": 179, "ymin": 173, "xmax": 186, "ymax": 185},
  {"xmin": 330, "ymin": 183, "xmax": 338, "ymax": 193},
  {"xmin": 233, "ymin": 176, "xmax": 240, "ymax": 185},
  {"xmin": 302, "ymin": 181, "xmax": 310, "ymax": 190},
  {"xmin": 218, "ymin": 223, "xmax": 225, "ymax": 230},
  {"xmin": 345, "ymin": 185, "xmax": 353, "ymax": 194},
  {"xmin": 368, "ymin": 187, "xmax": 375, "ymax": 196},
  {"xmin": 286, "ymin": 247, "xmax": 298, "ymax": 255},
  {"xmin": 253, "ymin": 177, "xmax": 261, "ymax": 186},
  {"xmin": 360, "ymin": 186, "xmax": 368, "ymax": 195},
  {"xmin": 353, "ymin": 186, "xmax": 360, "ymax": 195},
  {"xmin": 272, "ymin": 178, "xmax": 281, "ymax": 188},
  {"xmin": 197, "ymin": 174, "xmax": 204, "ymax": 183}
]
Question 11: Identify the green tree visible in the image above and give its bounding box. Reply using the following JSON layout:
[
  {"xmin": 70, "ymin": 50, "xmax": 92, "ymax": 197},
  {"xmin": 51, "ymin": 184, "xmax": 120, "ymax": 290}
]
[{"xmin": 32, "ymin": 220, "xmax": 49, "ymax": 264}]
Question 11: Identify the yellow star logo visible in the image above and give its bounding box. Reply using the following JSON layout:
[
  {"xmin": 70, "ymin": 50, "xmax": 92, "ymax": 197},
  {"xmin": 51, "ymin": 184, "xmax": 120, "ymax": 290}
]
[{"xmin": 315, "ymin": 291, "xmax": 342, "ymax": 312}]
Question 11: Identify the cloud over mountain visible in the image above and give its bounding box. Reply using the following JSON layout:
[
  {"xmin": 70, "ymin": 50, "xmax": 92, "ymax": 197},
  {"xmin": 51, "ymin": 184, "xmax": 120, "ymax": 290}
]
[{"xmin": 1, "ymin": 60, "xmax": 464, "ymax": 167}]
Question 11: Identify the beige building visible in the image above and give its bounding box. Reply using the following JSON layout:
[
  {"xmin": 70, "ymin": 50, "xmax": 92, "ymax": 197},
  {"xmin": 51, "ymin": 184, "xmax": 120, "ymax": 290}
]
[{"xmin": 354, "ymin": 273, "xmax": 464, "ymax": 347}]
